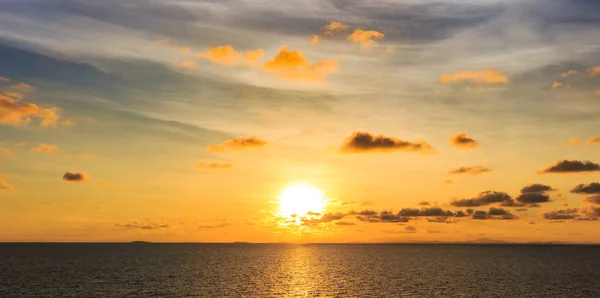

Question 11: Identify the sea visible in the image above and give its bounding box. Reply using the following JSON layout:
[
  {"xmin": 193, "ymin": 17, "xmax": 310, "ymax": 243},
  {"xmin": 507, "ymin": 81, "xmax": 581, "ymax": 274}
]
[{"xmin": 1, "ymin": 243, "xmax": 599, "ymax": 297}]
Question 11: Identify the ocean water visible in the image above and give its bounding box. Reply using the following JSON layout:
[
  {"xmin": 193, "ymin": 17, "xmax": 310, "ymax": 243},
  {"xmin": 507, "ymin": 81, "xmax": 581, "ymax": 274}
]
[{"xmin": 1, "ymin": 243, "xmax": 599, "ymax": 297}]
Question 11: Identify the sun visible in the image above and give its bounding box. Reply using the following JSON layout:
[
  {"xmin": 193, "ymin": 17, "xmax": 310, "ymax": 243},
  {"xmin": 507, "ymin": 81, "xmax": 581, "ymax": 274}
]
[{"xmin": 278, "ymin": 184, "xmax": 328, "ymax": 218}]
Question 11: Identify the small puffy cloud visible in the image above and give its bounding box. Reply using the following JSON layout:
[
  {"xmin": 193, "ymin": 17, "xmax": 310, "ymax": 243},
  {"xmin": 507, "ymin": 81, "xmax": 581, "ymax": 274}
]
[
  {"xmin": 543, "ymin": 209, "xmax": 580, "ymax": 220},
  {"xmin": 451, "ymin": 191, "xmax": 512, "ymax": 207},
  {"xmin": 197, "ymin": 45, "xmax": 264, "ymax": 67},
  {"xmin": 516, "ymin": 192, "xmax": 551, "ymax": 204},
  {"xmin": 63, "ymin": 171, "xmax": 90, "ymax": 182},
  {"xmin": 571, "ymin": 183, "xmax": 600, "ymax": 194},
  {"xmin": 584, "ymin": 195, "xmax": 600, "ymax": 205},
  {"xmin": 206, "ymin": 137, "xmax": 267, "ymax": 153},
  {"xmin": 587, "ymin": 65, "xmax": 600, "ymax": 77},
  {"xmin": 539, "ymin": 160, "xmax": 600, "ymax": 174},
  {"xmin": 308, "ymin": 34, "xmax": 320, "ymax": 46},
  {"xmin": 448, "ymin": 166, "xmax": 490, "ymax": 175},
  {"xmin": 552, "ymin": 81, "xmax": 563, "ymax": 89},
  {"xmin": 0, "ymin": 93, "xmax": 60, "ymax": 127},
  {"xmin": 179, "ymin": 60, "xmax": 197, "ymax": 69},
  {"xmin": 339, "ymin": 132, "xmax": 433, "ymax": 153},
  {"xmin": 321, "ymin": 21, "xmax": 350, "ymax": 36},
  {"xmin": 586, "ymin": 137, "xmax": 600, "ymax": 145},
  {"xmin": 440, "ymin": 69, "xmax": 509, "ymax": 85},
  {"xmin": 30, "ymin": 143, "xmax": 58, "ymax": 154},
  {"xmin": 0, "ymin": 148, "xmax": 13, "ymax": 157},
  {"xmin": 561, "ymin": 70, "xmax": 579, "ymax": 78},
  {"xmin": 262, "ymin": 46, "xmax": 338, "ymax": 82},
  {"xmin": 12, "ymin": 82, "xmax": 32, "ymax": 89},
  {"xmin": 347, "ymin": 29, "xmax": 384, "ymax": 49},
  {"xmin": 197, "ymin": 162, "xmax": 232, "ymax": 169},
  {"xmin": 448, "ymin": 132, "xmax": 478, "ymax": 149},
  {"xmin": 418, "ymin": 201, "xmax": 430, "ymax": 206},
  {"xmin": 520, "ymin": 184, "xmax": 555, "ymax": 193}
]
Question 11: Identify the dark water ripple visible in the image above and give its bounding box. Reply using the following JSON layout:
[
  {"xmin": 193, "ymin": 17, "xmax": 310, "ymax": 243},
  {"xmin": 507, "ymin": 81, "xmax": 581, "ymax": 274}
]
[{"xmin": 1, "ymin": 243, "xmax": 599, "ymax": 297}]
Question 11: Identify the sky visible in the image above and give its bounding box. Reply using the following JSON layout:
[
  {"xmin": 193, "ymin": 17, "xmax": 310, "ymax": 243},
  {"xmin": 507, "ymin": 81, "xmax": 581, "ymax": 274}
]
[{"xmin": 1, "ymin": 0, "xmax": 600, "ymax": 243}]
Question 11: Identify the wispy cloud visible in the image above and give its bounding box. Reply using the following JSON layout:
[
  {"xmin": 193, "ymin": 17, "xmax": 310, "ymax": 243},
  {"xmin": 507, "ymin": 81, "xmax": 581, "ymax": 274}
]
[
  {"xmin": 440, "ymin": 69, "xmax": 508, "ymax": 85},
  {"xmin": 262, "ymin": 46, "xmax": 338, "ymax": 82},
  {"xmin": 448, "ymin": 166, "xmax": 491, "ymax": 175},
  {"xmin": 206, "ymin": 137, "xmax": 268, "ymax": 153},
  {"xmin": 197, "ymin": 45, "xmax": 264, "ymax": 67},
  {"xmin": 30, "ymin": 143, "xmax": 59, "ymax": 154}
]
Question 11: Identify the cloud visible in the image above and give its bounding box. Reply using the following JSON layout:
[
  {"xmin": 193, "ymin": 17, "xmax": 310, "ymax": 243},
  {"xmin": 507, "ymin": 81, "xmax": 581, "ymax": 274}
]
[
  {"xmin": 520, "ymin": 184, "xmax": 555, "ymax": 193},
  {"xmin": 586, "ymin": 137, "xmax": 600, "ymax": 145},
  {"xmin": 451, "ymin": 191, "xmax": 512, "ymax": 207},
  {"xmin": 539, "ymin": 160, "xmax": 600, "ymax": 174},
  {"xmin": 418, "ymin": 201, "xmax": 430, "ymax": 206},
  {"xmin": 561, "ymin": 70, "xmax": 579, "ymax": 78},
  {"xmin": 116, "ymin": 221, "xmax": 171, "ymax": 230},
  {"xmin": 571, "ymin": 183, "xmax": 600, "ymax": 194},
  {"xmin": 472, "ymin": 207, "xmax": 517, "ymax": 220},
  {"xmin": 308, "ymin": 34, "xmax": 320, "ymax": 46},
  {"xmin": 448, "ymin": 166, "xmax": 490, "ymax": 175},
  {"xmin": 0, "ymin": 76, "xmax": 9, "ymax": 82},
  {"xmin": 552, "ymin": 81, "xmax": 563, "ymax": 89},
  {"xmin": 516, "ymin": 192, "xmax": 551, "ymax": 204},
  {"xmin": 0, "ymin": 148, "xmax": 14, "ymax": 157},
  {"xmin": 321, "ymin": 21, "xmax": 349, "ymax": 36},
  {"xmin": 0, "ymin": 93, "xmax": 60, "ymax": 127},
  {"xmin": 198, "ymin": 223, "xmax": 231, "ymax": 229},
  {"xmin": 351, "ymin": 207, "xmax": 462, "ymax": 224},
  {"xmin": 30, "ymin": 143, "xmax": 59, "ymax": 153},
  {"xmin": 339, "ymin": 132, "xmax": 433, "ymax": 153},
  {"xmin": 448, "ymin": 132, "xmax": 478, "ymax": 149},
  {"xmin": 197, "ymin": 162, "xmax": 233, "ymax": 169},
  {"xmin": 404, "ymin": 226, "xmax": 417, "ymax": 233},
  {"xmin": 569, "ymin": 138, "xmax": 582, "ymax": 146},
  {"xmin": 63, "ymin": 171, "xmax": 90, "ymax": 182},
  {"xmin": 440, "ymin": 69, "xmax": 509, "ymax": 85},
  {"xmin": 543, "ymin": 209, "xmax": 580, "ymax": 220},
  {"xmin": 301, "ymin": 212, "xmax": 347, "ymax": 226},
  {"xmin": 587, "ymin": 65, "xmax": 600, "ymax": 77},
  {"xmin": 347, "ymin": 29, "xmax": 385, "ymax": 49},
  {"xmin": 335, "ymin": 221, "xmax": 355, "ymax": 226},
  {"xmin": 197, "ymin": 45, "xmax": 264, "ymax": 67},
  {"xmin": 584, "ymin": 195, "xmax": 600, "ymax": 205},
  {"xmin": 179, "ymin": 60, "xmax": 197, "ymax": 69},
  {"xmin": 262, "ymin": 46, "xmax": 338, "ymax": 82},
  {"xmin": 0, "ymin": 174, "xmax": 14, "ymax": 190},
  {"xmin": 206, "ymin": 137, "xmax": 267, "ymax": 153},
  {"xmin": 580, "ymin": 206, "xmax": 600, "ymax": 218}
]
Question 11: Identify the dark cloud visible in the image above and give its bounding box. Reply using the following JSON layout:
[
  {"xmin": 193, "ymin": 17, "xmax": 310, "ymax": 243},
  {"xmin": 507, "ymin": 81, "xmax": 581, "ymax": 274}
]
[
  {"xmin": 448, "ymin": 132, "xmax": 478, "ymax": 149},
  {"xmin": 585, "ymin": 195, "xmax": 600, "ymax": 204},
  {"xmin": 301, "ymin": 212, "xmax": 346, "ymax": 226},
  {"xmin": 418, "ymin": 201, "xmax": 430, "ymax": 206},
  {"xmin": 448, "ymin": 166, "xmax": 491, "ymax": 175},
  {"xmin": 539, "ymin": 160, "xmax": 600, "ymax": 174},
  {"xmin": 571, "ymin": 183, "xmax": 600, "ymax": 194},
  {"xmin": 339, "ymin": 132, "xmax": 433, "ymax": 153},
  {"xmin": 520, "ymin": 184, "xmax": 555, "ymax": 193},
  {"xmin": 404, "ymin": 226, "xmax": 417, "ymax": 233},
  {"xmin": 451, "ymin": 191, "xmax": 512, "ymax": 207},
  {"xmin": 472, "ymin": 208, "xmax": 517, "ymax": 220},
  {"xmin": 62, "ymin": 171, "xmax": 90, "ymax": 182},
  {"xmin": 543, "ymin": 209, "xmax": 580, "ymax": 220},
  {"xmin": 580, "ymin": 206, "xmax": 600, "ymax": 218},
  {"xmin": 349, "ymin": 207, "xmax": 464, "ymax": 224},
  {"xmin": 516, "ymin": 192, "xmax": 551, "ymax": 204},
  {"xmin": 115, "ymin": 222, "xmax": 170, "ymax": 230}
]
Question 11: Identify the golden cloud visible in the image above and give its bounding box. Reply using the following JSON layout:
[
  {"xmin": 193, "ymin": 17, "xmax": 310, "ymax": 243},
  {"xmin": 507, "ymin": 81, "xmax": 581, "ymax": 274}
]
[
  {"xmin": 197, "ymin": 45, "xmax": 264, "ymax": 67},
  {"xmin": 561, "ymin": 70, "xmax": 579, "ymax": 78},
  {"xmin": 440, "ymin": 69, "xmax": 509, "ymax": 85},
  {"xmin": 321, "ymin": 21, "xmax": 349, "ymax": 36},
  {"xmin": 197, "ymin": 162, "xmax": 233, "ymax": 169},
  {"xmin": 206, "ymin": 137, "xmax": 268, "ymax": 153},
  {"xmin": 0, "ymin": 174, "xmax": 14, "ymax": 190},
  {"xmin": 30, "ymin": 143, "xmax": 59, "ymax": 154},
  {"xmin": 448, "ymin": 132, "xmax": 478, "ymax": 149},
  {"xmin": 552, "ymin": 81, "xmax": 563, "ymax": 89},
  {"xmin": 588, "ymin": 65, "xmax": 600, "ymax": 77},
  {"xmin": 179, "ymin": 60, "xmax": 197, "ymax": 69},
  {"xmin": 347, "ymin": 29, "xmax": 384, "ymax": 49},
  {"xmin": 0, "ymin": 93, "xmax": 59, "ymax": 127},
  {"xmin": 569, "ymin": 137, "xmax": 582, "ymax": 146},
  {"xmin": 448, "ymin": 166, "xmax": 491, "ymax": 175},
  {"xmin": 309, "ymin": 34, "xmax": 320, "ymax": 46},
  {"xmin": 0, "ymin": 148, "xmax": 14, "ymax": 157},
  {"xmin": 587, "ymin": 137, "xmax": 600, "ymax": 145},
  {"xmin": 262, "ymin": 46, "xmax": 338, "ymax": 82}
]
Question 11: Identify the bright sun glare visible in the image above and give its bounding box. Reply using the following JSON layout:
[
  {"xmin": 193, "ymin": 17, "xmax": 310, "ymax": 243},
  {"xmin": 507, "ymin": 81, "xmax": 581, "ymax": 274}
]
[{"xmin": 278, "ymin": 184, "xmax": 328, "ymax": 218}]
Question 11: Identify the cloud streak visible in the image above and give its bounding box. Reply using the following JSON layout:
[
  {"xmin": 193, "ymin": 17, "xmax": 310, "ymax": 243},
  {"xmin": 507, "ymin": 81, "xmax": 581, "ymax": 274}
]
[
  {"xmin": 206, "ymin": 137, "xmax": 268, "ymax": 153},
  {"xmin": 339, "ymin": 132, "xmax": 433, "ymax": 153},
  {"xmin": 448, "ymin": 166, "xmax": 490, "ymax": 175}
]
